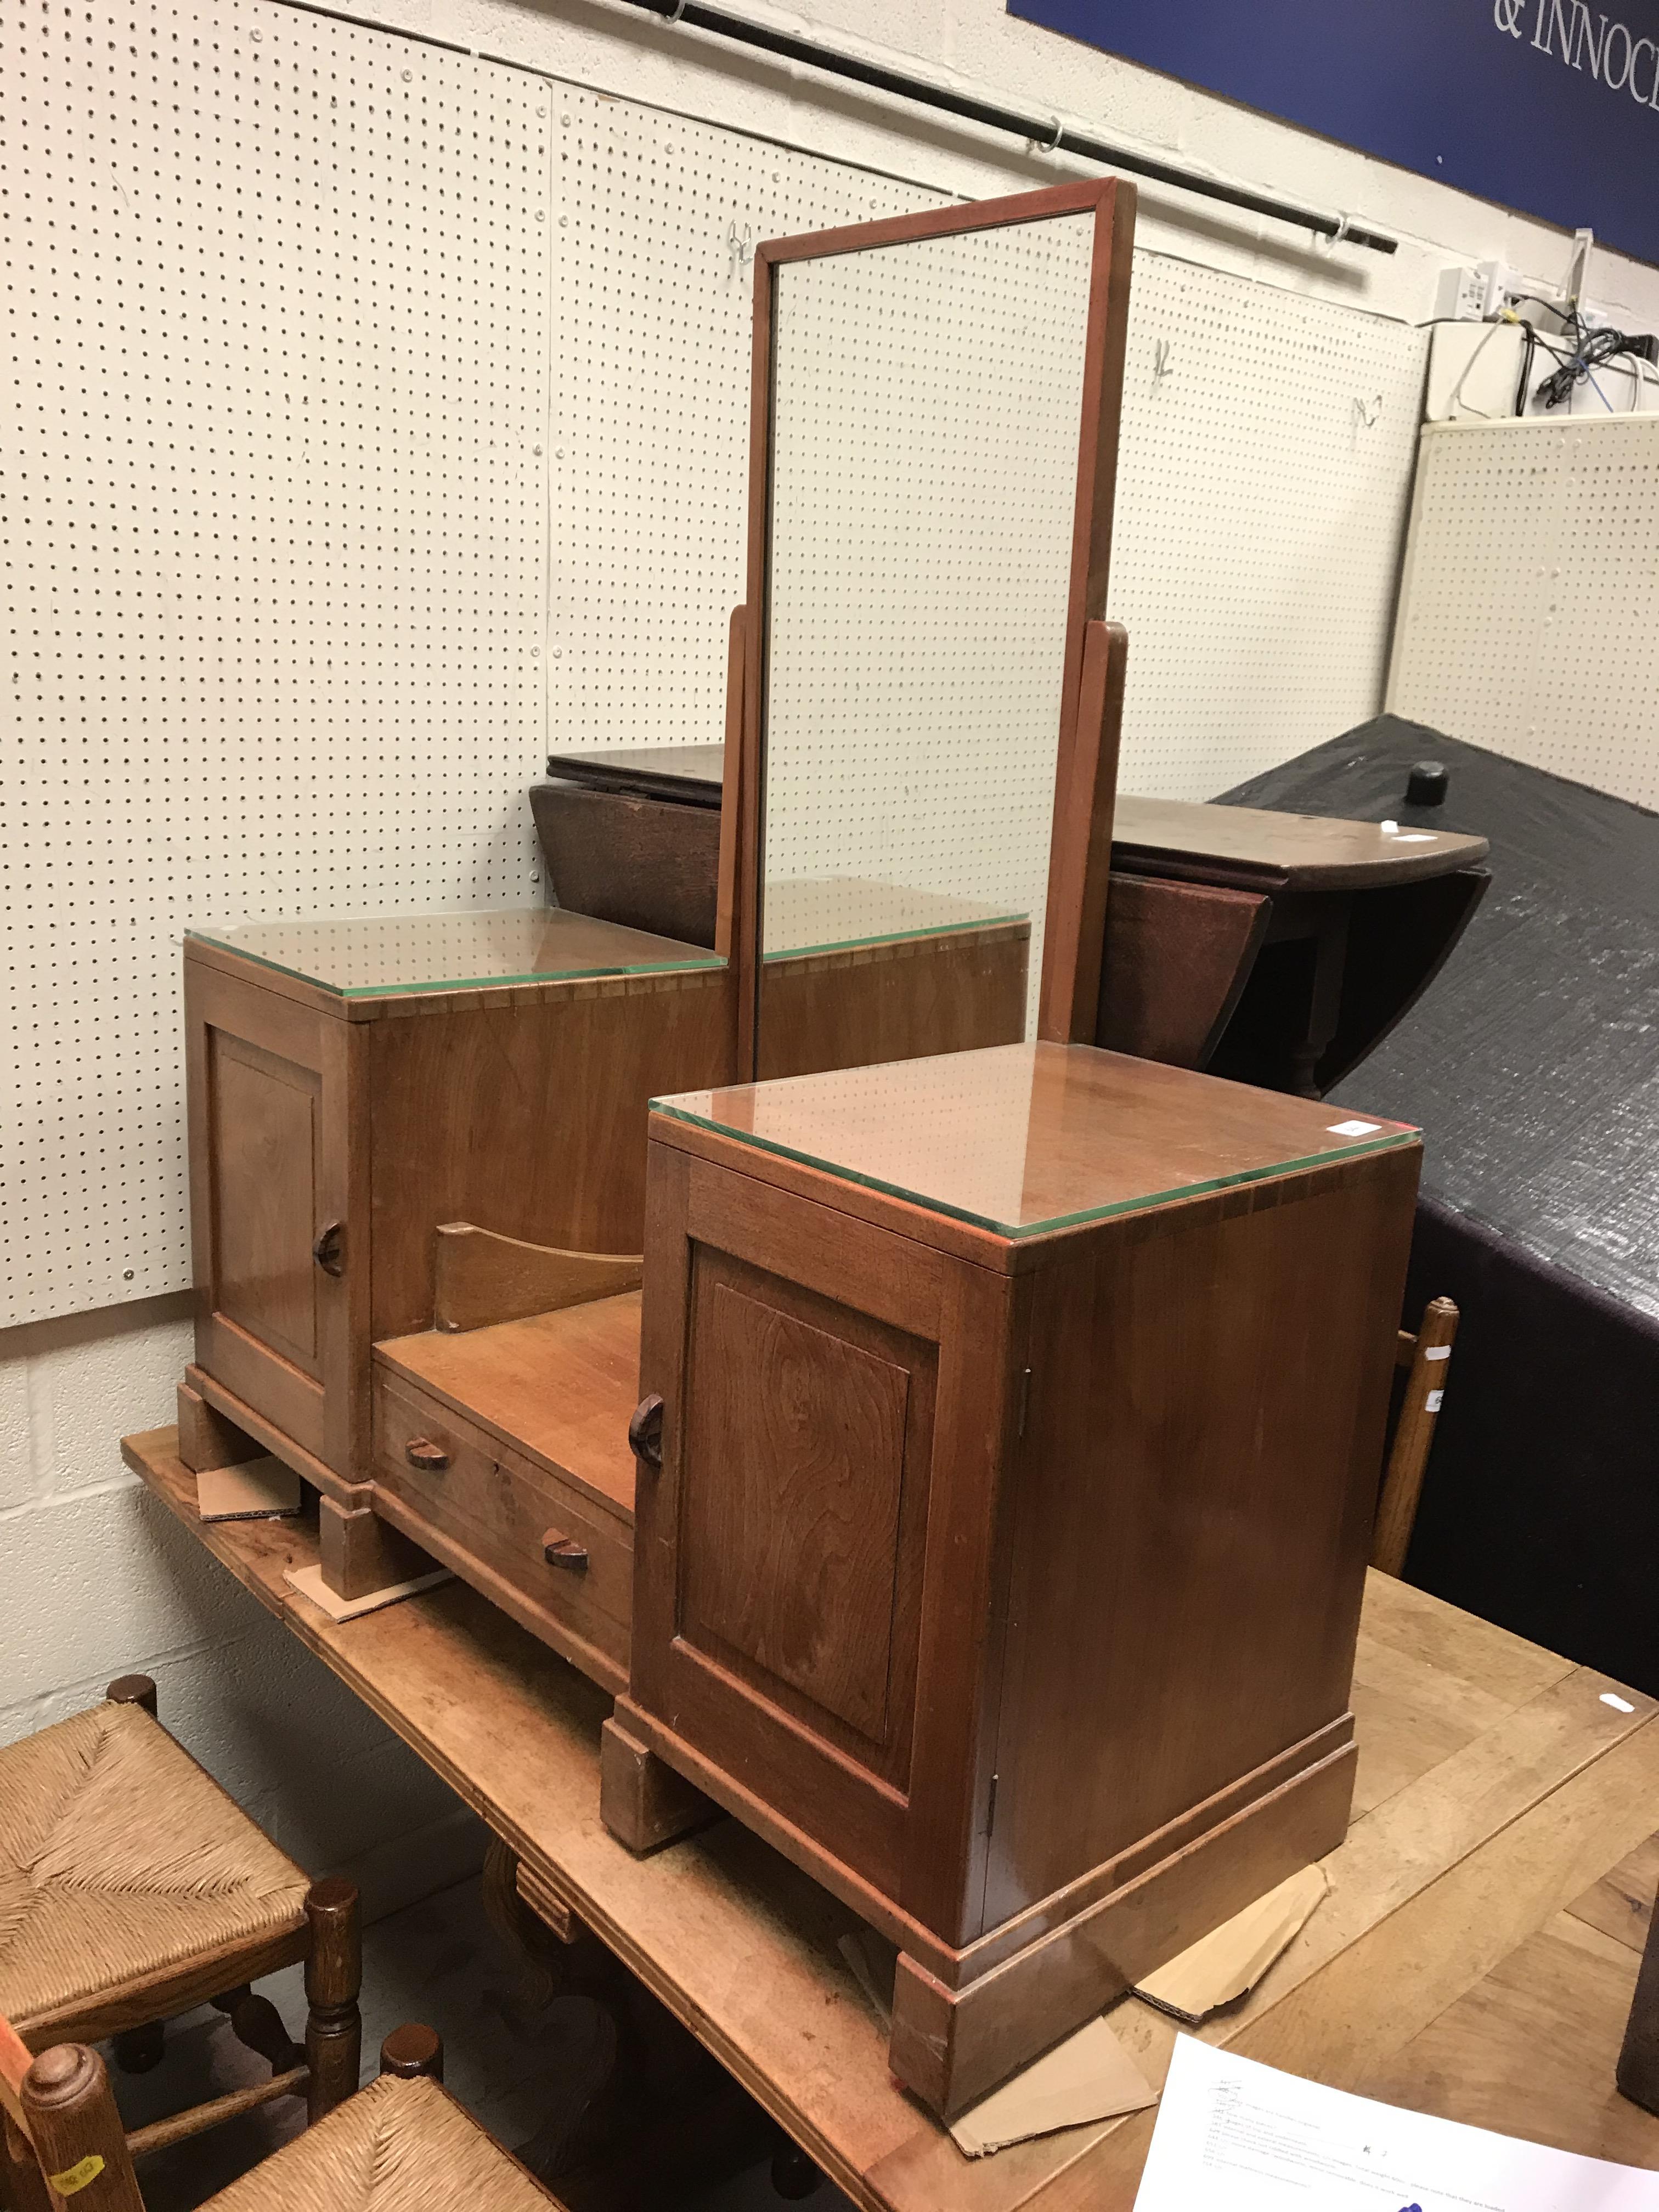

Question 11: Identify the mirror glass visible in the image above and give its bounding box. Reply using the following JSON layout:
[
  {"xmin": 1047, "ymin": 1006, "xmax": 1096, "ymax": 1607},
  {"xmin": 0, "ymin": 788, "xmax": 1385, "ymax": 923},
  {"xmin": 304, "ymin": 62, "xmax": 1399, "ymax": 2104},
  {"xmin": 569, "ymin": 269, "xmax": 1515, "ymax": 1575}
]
[{"xmin": 755, "ymin": 211, "xmax": 1097, "ymax": 1080}]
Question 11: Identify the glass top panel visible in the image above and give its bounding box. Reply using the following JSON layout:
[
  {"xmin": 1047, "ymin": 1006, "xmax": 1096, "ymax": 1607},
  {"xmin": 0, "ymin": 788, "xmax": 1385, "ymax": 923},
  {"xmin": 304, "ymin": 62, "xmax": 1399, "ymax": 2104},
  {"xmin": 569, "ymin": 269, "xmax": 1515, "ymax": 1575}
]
[
  {"xmin": 762, "ymin": 879, "xmax": 1026, "ymax": 961},
  {"xmin": 188, "ymin": 909, "xmax": 723, "ymax": 997},
  {"xmin": 654, "ymin": 1043, "xmax": 1418, "ymax": 1239}
]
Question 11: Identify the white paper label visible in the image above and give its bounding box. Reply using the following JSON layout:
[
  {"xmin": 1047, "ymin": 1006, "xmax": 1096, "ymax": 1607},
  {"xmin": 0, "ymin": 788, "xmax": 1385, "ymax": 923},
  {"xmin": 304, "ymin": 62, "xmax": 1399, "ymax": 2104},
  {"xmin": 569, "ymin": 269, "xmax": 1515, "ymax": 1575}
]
[
  {"xmin": 1602, "ymin": 1693, "xmax": 1638, "ymax": 1714},
  {"xmin": 1326, "ymin": 1118, "xmax": 1380, "ymax": 1137},
  {"xmin": 1137, "ymin": 2034, "xmax": 1659, "ymax": 2211},
  {"xmin": 1425, "ymin": 1344, "xmax": 1451, "ymax": 1361},
  {"xmin": 1425, "ymin": 1389, "xmax": 1444, "ymax": 1413}
]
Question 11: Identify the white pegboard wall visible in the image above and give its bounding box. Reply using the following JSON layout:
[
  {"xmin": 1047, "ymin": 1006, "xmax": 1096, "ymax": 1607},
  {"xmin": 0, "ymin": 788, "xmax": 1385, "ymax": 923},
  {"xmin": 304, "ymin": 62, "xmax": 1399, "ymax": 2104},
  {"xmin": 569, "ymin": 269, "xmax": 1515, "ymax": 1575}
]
[
  {"xmin": 1110, "ymin": 258, "xmax": 1429, "ymax": 800},
  {"xmin": 1, "ymin": 0, "xmax": 550, "ymax": 1327},
  {"xmin": 5, "ymin": 18, "xmax": 1436, "ymax": 1330},
  {"xmin": 548, "ymin": 93, "xmax": 1429, "ymax": 803},
  {"xmin": 764, "ymin": 216, "xmax": 1093, "ymax": 1018},
  {"xmin": 1388, "ymin": 417, "xmax": 1659, "ymax": 810},
  {"xmin": 549, "ymin": 94, "xmax": 937, "ymax": 743}
]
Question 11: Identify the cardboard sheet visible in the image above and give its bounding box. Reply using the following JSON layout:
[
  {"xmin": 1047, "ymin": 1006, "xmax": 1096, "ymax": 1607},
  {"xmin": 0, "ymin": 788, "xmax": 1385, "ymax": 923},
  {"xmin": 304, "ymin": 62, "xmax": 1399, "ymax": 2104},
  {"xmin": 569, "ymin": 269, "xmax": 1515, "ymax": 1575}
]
[
  {"xmin": 285, "ymin": 1561, "xmax": 452, "ymax": 1622},
  {"xmin": 196, "ymin": 1456, "xmax": 302, "ymax": 1522},
  {"xmin": 1132, "ymin": 1863, "xmax": 1328, "ymax": 2024},
  {"xmin": 835, "ymin": 1928, "xmax": 1156, "ymax": 2158},
  {"xmin": 950, "ymin": 2018, "xmax": 1158, "ymax": 2158}
]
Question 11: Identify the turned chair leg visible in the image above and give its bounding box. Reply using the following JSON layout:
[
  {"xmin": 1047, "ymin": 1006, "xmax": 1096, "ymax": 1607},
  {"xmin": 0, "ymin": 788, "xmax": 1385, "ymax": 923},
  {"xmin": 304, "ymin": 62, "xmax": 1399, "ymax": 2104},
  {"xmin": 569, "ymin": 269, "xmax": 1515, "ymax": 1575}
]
[
  {"xmin": 303, "ymin": 1880, "xmax": 362, "ymax": 2122},
  {"xmin": 20, "ymin": 2045, "xmax": 144, "ymax": 2212},
  {"xmin": 379, "ymin": 2025, "xmax": 444, "ymax": 2083},
  {"xmin": 211, "ymin": 1986, "xmax": 303, "ymax": 2075},
  {"xmin": 104, "ymin": 1675, "xmax": 158, "ymax": 1719}
]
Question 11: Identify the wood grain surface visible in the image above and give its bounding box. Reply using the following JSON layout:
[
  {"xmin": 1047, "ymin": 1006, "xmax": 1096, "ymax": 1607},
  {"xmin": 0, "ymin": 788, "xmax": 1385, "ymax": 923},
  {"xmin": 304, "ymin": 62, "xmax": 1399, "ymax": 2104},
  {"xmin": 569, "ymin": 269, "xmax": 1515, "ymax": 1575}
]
[
  {"xmin": 757, "ymin": 924, "xmax": 1030, "ymax": 1082},
  {"xmin": 622, "ymin": 1096, "xmax": 1420, "ymax": 2113},
  {"xmin": 1094, "ymin": 874, "xmax": 1270, "ymax": 1068},
  {"xmin": 1111, "ymin": 795, "xmax": 1490, "ymax": 892},
  {"xmin": 985, "ymin": 1146, "xmax": 1419, "ymax": 1924},
  {"xmin": 122, "ymin": 1430, "xmax": 1659, "ymax": 2212},
  {"xmin": 374, "ymin": 1295, "xmax": 641, "ymax": 1522},
  {"xmin": 680, "ymin": 1279, "xmax": 914, "ymax": 1743},
  {"xmin": 431, "ymin": 1224, "xmax": 642, "ymax": 1336},
  {"xmin": 185, "ymin": 938, "xmax": 731, "ymax": 1502}
]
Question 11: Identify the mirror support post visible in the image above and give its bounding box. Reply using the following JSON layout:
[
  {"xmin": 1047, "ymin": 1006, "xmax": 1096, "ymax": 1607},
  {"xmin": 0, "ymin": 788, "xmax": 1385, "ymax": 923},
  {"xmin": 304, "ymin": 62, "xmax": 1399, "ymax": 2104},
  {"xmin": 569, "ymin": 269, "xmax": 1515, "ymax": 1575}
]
[
  {"xmin": 716, "ymin": 605, "xmax": 751, "ymax": 1087},
  {"xmin": 714, "ymin": 606, "xmax": 747, "ymax": 966},
  {"xmin": 1037, "ymin": 618, "xmax": 1127, "ymax": 1044}
]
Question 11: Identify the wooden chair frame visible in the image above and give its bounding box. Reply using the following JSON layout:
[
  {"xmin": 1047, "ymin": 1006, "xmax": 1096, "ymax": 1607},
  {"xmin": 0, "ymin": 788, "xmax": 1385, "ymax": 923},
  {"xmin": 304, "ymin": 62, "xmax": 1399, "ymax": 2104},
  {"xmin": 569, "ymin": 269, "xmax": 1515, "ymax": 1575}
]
[
  {"xmin": 1, "ymin": 2022, "xmax": 446, "ymax": 2212},
  {"xmin": 724, "ymin": 177, "xmax": 1139, "ymax": 1074},
  {"xmin": 1371, "ymin": 1296, "xmax": 1459, "ymax": 1575},
  {"xmin": 0, "ymin": 1677, "xmax": 362, "ymax": 2210}
]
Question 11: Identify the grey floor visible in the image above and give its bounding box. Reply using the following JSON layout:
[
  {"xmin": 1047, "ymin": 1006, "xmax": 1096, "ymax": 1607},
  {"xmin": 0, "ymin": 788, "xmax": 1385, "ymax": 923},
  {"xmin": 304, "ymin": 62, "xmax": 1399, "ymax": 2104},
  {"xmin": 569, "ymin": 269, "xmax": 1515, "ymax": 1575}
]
[{"xmin": 103, "ymin": 1872, "xmax": 855, "ymax": 2211}]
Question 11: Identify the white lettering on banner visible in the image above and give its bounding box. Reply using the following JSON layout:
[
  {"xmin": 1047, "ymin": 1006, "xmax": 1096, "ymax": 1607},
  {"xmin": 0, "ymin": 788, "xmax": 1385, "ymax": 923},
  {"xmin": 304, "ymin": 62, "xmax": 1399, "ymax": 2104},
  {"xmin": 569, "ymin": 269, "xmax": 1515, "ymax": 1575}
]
[{"xmin": 1515, "ymin": 0, "xmax": 1659, "ymax": 106}]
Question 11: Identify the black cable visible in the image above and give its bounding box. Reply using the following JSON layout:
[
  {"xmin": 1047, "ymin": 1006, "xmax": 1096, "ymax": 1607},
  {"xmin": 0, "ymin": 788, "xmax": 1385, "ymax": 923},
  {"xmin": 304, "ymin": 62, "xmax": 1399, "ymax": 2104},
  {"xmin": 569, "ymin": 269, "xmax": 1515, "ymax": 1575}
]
[
  {"xmin": 1516, "ymin": 321, "xmax": 1536, "ymax": 416},
  {"xmin": 1534, "ymin": 323, "xmax": 1641, "ymax": 409},
  {"xmin": 1509, "ymin": 292, "xmax": 1573, "ymax": 326}
]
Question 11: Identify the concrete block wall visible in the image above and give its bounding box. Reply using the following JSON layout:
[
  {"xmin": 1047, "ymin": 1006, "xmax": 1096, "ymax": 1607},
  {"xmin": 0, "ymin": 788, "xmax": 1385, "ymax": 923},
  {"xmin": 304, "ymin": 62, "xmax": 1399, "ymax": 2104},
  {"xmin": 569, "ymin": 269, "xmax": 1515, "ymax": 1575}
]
[{"xmin": 0, "ymin": 1295, "xmax": 483, "ymax": 1918}]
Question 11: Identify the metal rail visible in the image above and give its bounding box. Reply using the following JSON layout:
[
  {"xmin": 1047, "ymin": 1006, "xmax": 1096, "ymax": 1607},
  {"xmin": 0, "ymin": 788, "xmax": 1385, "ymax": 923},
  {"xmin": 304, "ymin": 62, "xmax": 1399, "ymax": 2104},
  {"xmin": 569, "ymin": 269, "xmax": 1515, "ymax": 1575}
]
[{"xmin": 626, "ymin": 0, "xmax": 1398, "ymax": 253}]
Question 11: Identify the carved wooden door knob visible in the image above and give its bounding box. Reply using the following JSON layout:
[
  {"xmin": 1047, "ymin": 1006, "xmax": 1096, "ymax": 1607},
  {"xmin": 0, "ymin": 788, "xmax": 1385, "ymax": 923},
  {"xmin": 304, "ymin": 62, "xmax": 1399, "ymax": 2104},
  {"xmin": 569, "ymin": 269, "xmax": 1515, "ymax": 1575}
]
[{"xmin": 628, "ymin": 1392, "xmax": 665, "ymax": 1470}]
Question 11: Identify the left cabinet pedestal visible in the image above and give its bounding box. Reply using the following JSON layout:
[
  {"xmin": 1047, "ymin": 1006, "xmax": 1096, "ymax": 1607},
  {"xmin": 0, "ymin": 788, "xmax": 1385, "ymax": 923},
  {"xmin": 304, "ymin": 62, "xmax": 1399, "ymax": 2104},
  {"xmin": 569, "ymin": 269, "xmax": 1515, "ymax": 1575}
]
[{"xmin": 180, "ymin": 917, "xmax": 732, "ymax": 1610}]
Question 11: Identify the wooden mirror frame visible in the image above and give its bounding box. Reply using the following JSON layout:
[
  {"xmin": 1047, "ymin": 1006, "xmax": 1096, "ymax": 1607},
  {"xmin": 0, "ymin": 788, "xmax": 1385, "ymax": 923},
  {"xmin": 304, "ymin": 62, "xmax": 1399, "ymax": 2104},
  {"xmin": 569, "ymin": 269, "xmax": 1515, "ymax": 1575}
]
[{"xmin": 718, "ymin": 176, "xmax": 1138, "ymax": 1077}]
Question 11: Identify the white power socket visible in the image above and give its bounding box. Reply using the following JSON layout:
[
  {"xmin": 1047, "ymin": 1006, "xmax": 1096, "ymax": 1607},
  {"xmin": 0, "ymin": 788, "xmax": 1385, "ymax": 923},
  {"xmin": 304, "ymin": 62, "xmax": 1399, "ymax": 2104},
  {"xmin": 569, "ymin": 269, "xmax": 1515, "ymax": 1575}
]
[
  {"xmin": 1433, "ymin": 261, "xmax": 1519, "ymax": 323},
  {"xmin": 1434, "ymin": 264, "xmax": 1489, "ymax": 322}
]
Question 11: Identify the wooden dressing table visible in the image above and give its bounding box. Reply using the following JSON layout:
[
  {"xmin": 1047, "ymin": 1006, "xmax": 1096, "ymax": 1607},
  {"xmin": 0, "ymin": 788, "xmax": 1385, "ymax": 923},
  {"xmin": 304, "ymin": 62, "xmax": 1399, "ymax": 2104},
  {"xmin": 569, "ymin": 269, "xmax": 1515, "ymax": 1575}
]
[{"xmin": 168, "ymin": 176, "xmax": 1500, "ymax": 2129}]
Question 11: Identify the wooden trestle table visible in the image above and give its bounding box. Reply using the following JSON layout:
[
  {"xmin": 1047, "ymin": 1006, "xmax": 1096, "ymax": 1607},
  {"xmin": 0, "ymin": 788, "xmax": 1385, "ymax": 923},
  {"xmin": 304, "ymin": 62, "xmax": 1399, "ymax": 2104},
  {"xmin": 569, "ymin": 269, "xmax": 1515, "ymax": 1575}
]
[{"xmin": 123, "ymin": 1426, "xmax": 1659, "ymax": 2207}]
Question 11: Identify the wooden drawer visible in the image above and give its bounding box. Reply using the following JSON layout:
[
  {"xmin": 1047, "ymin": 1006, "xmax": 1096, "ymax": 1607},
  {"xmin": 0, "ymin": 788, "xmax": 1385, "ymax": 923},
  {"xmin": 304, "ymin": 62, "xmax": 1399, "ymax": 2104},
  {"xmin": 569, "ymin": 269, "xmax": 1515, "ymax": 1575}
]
[{"xmin": 371, "ymin": 1366, "xmax": 630, "ymax": 1690}]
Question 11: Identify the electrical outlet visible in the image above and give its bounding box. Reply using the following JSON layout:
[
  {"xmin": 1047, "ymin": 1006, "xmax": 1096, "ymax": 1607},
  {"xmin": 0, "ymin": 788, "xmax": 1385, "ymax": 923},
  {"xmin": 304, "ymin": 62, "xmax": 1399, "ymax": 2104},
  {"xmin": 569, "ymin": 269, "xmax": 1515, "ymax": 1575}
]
[
  {"xmin": 1476, "ymin": 261, "xmax": 1517, "ymax": 315},
  {"xmin": 1434, "ymin": 264, "xmax": 1488, "ymax": 322},
  {"xmin": 1435, "ymin": 261, "xmax": 1516, "ymax": 322}
]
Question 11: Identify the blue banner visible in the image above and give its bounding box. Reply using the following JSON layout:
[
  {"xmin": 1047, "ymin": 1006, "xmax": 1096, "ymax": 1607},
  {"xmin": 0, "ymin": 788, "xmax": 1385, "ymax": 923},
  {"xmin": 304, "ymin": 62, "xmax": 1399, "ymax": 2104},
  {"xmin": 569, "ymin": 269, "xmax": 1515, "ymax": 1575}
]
[{"xmin": 1005, "ymin": 0, "xmax": 1659, "ymax": 269}]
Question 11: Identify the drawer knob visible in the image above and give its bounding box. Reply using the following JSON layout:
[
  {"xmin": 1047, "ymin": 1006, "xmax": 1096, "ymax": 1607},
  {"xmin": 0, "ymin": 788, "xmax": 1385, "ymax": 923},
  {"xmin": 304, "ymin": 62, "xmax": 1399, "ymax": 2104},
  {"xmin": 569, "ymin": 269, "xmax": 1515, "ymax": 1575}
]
[
  {"xmin": 404, "ymin": 1436, "xmax": 450, "ymax": 1473},
  {"xmin": 628, "ymin": 1392, "xmax": 665, "ymax": 1471},
  {"xmin": 542, "ymin": 1532, "xmax": 589, "ymax": 1571}
]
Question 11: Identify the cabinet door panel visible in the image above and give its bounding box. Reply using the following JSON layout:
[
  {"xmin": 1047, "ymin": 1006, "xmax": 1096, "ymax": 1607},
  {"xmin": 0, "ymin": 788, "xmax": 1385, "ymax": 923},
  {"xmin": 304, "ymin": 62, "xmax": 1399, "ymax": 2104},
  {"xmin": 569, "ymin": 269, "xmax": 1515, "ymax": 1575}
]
[
  {"xmin": 187, "ymin": 960, "xmax": 354, "ymax": 1469},
  {"xmin": 679, "ymin": 1261, "xmax": 932, "ymax": 1753},
  {"xmin": 634, "ymin": 1149, "xmax": 947, "ymax": 1899},
  {"xmin": 212, "ymin": 1034, "xmax": 322, "ymax": 1373}
]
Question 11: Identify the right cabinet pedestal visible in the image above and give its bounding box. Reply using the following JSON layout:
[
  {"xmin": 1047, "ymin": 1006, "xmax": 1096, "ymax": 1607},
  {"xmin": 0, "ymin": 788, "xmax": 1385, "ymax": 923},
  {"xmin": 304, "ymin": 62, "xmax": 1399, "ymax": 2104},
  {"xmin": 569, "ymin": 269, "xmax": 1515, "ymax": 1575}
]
[{"xmin": 607, "ymin": 1043, "xmax": 1421, "ymax": 2117}]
